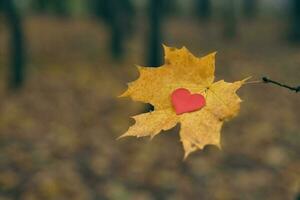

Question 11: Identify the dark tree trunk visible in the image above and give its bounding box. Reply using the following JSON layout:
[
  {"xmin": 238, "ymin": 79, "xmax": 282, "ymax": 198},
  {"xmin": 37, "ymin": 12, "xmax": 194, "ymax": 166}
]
[
  {"xmin": 90, "ymin": 0, "xmax": 135, "ymax": 60},
  {"xmin": 194, "ymin": 0, "xmax": 211, "ymax": 21},
  {"xmin": 110, "ymin": 14, "xmax": 123, "ymax": 59},
  {"xmin": 222, "ymin": 0, "xmax": 238, "ymax": 39},
  {"xmin": 1, "ymin": 0, "xmax": 25, "ymax": 90},
  {"xmin": 108, "ymin": 0, "xmax": 123, "ymax": 60},
  {"xmin": 32, "ymin": 0, "xmax": 69, "ymax": 16},
  {"xmin": 243, "ymin": 0, "xmax": 258, "ymax": 19},
  {"xmin": 51, "ymin": 0, "xmax": 69, "ymax": 16},
  {"xmin": 147, "ymin": 0, "xmax": 163, "ymax": 67},
  {"xmin": 32, "ymin": 0, "xmax": 48, "ymax": 13},
  {"xmin": 289, "ymin": 0, "xmax": 300, "ymax": 42},
  {"xmin": 161, "ymin": 0, "xmax": 178, "ymax": 17}
]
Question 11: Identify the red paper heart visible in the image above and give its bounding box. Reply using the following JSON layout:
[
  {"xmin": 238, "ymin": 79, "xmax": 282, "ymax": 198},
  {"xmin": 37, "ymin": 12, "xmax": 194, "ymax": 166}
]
[{"xmin": 171, "ymin": 88, "xmax": 206, "ymax": 115}]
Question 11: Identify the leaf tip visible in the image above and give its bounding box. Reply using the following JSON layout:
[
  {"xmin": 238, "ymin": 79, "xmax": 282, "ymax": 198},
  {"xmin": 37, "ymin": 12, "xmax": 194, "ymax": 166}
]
[
  {"xmin": 183, "ymin": 153, "xmax": 189, "ymax": 161},
  {"xmin": 116, "ymin": 133, "xmax": 127, "ymax": 140},
  {"xmin": 149, "ymin": 134, "xmax": 156, "ymax": 141},
  {"xmin": 242, "ymin": 76, "xmax": 252, "ymax": 83},
  {"xmin": 211, "ymin": 51, "xmax": 217, "ymax": 56},
  {"xmin": 118, "ymin": 89, "xmax": 129, "ymax": 98},
  {"xmin": 162, "ymin": 44, "xmax": 172, "ymax": 54},
  {"xmin": 162, "ymin": 43, "xmax": 169, "ymax": 49},
  {"xmin": 134, "ymin": 64, "xmax": 142, "ymax": 70}
]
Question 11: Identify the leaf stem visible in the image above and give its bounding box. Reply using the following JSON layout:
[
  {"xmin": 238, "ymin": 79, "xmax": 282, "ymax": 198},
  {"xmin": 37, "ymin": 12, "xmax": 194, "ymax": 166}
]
[{"xmin": 244, "ymin": 80, "xmax": 263, "ymax": 85}]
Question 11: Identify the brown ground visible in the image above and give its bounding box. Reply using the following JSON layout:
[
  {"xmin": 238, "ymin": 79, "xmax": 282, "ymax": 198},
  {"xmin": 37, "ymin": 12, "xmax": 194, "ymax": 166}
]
[{"xmin": 0, "ymin": 16, "xmax": 299, "ymax": 200}]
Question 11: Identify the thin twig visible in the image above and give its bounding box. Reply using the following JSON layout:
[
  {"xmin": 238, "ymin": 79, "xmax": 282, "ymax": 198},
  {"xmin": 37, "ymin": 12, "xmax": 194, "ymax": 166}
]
[{"xmin": 262, "ymin": 77, "xmax": 300, "ymax": 93}]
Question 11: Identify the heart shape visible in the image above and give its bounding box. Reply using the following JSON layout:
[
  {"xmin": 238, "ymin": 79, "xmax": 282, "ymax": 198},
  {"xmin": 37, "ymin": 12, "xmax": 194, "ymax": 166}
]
[{"xmin": 171, "ymin": 88, "xmax": 206, "ymax": 115}]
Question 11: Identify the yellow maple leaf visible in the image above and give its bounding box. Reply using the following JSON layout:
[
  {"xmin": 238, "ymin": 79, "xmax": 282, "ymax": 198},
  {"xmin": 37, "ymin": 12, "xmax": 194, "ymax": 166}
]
[{"xmin": 120, "ymin": 45, "xmax": 247, "ymax": 159}]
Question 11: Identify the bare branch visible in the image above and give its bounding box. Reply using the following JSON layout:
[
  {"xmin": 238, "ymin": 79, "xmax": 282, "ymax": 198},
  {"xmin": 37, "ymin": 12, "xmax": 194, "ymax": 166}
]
[{"xmin": 262, "ymin": 77, "xmax": 299, "ymax": 93}]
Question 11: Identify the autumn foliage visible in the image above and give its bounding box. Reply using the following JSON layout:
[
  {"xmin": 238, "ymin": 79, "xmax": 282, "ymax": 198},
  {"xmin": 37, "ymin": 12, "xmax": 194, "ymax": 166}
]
[{"xmin": 120, "ymin": 46, "xmax": 247, "ymax": 158}]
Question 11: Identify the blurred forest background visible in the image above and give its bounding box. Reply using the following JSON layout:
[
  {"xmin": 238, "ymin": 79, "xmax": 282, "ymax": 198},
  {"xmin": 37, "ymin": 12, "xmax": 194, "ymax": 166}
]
[{"xmin": 0, "ymin": 0, "xmax": 299, "ymax": 200}]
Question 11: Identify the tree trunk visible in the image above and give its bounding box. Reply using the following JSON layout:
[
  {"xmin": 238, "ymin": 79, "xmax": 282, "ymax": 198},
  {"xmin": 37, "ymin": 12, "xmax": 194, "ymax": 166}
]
[
  {"xmin": 222, "ymin": 0, "xmax": 238, "ymax": 39},
  {"xmin": 51, "ymin": 0, "xmax": 69, "ymax": 16},
  {"xmin": 110, "ymin": 13, "xmax": 123, "ymax": 60},
  {"xmin": 195, "ymin": 0, "xmax": 211, "ymax": 21},
  {"xmin": 147, "ymin": 0, "xmax": 163, "ymax": 67},
  {"xmin": 32, "ymin": 0, "xmax": 48, "ymax": 13},
  {"xmin": 90, "ymin": 0, "xmax": 135, "ymax": 60},
  {"xmin": 243, "ymin": 0, "xmax": 257, "ymax": 19},
  {"xmin": 289, "ymin": 0, "xmax": 300, "ymax": 42},
  {"xmin": 2, "ymin": 0, "xmax": 25, "ymax": 90}
]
